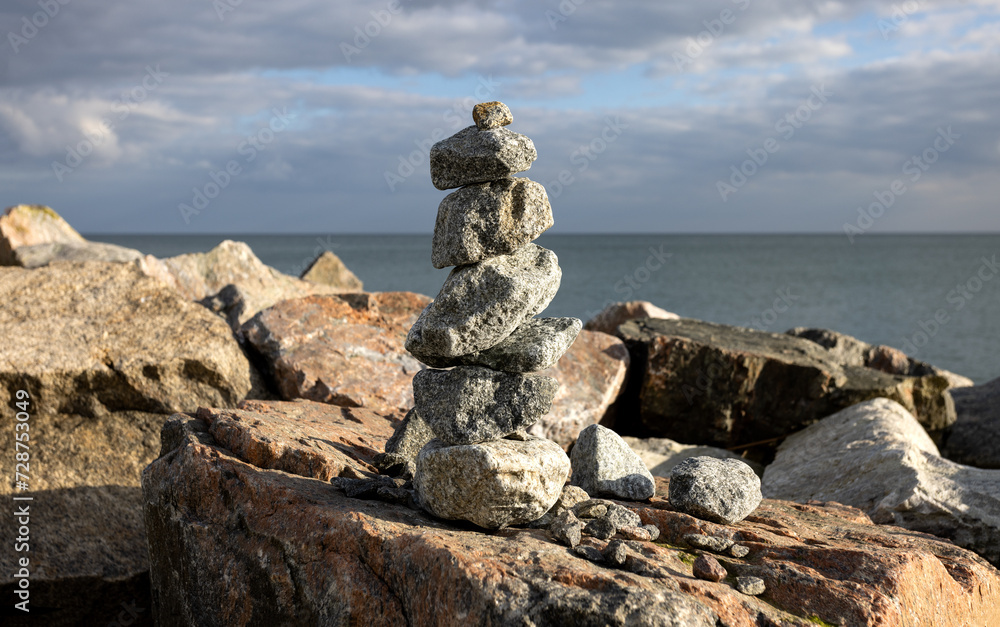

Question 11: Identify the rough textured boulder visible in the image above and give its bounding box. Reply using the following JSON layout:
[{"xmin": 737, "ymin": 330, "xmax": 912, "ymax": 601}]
[
  {"xmin": 431, "ymin": 178, "xmax": 553, "ymax": 268},
  {"xmin": 529, "ymin": 329, "xmax": 630, "ymax": 447},
  {"xmin": 242, "ymin": 292, "xmax": 431, "ymax": 417},
  {"xmin": 429, "ymin": 125, "xmax": 537, "ymax": 190},
  {"xmin": 0, "ymin": 203, "xmax": 85, "ymax": 265},
  {"xmin": 413, "ymin": 317, "xmax": 581, "ymax": 372},
  {"xmin": 415, "ymin": 436, "xmax": 570, "ymax": 529},
  {"xmin": 299, "ymin": 250, "xmax": 364, "ymax": 290},
  {"xmin": 942, "ymin": 375, "xmax": 1000, "ymax": 468},
  {"xmin": 762, "ymin": 398, "xmax": 1000, "ymax": 566},
  {"xmin": 584, "ymin": 300, "xmax": 680, "ymax": 335},
  {"xmin": 0, "ymin": 262, "xmax": 252, "ymax": 416},
  {"xmin": 0, "ymin": 409, "xmax": 162, "ymax": 627},
  {"xmin": 788, "ymin": 326, "xmax": 974, "ymax": 388},
  {"xmin": 13, "ymin": 240, "xmax": 144, "ymax": 267},
  {"xmin": 413, "ymin": 366, "xmax": 559, "ymax": 444},
  {"xmin": 622, "ymin": 435, "xmax": 764, "ymax": 477},
  {"xmin": 137, "ymin": 240, "xmax": 352, "ymax": 327},
  {"xmin": 616, "ymin": 318, "xmax": 956, "ymax": 448},
  {"xmin": 406, "ymin": 243, "xmax": 561, "ymax": 360},
  {"xmin": 141, "ymin": 404, "xmax": 1000, "ymax": 626}
]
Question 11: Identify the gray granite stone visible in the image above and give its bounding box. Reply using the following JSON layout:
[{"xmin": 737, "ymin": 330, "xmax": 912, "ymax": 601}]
[
  {"xmin": 406, "ymin": 243, "xmax": 561, "ymax": 361},
  {"xmin": 431, "ymin": 178, "xmax": 552, "ymax": 269},
  {"xmin": 373, "ymin": 408, "xmax": 435, "ymax": 478},
  {"xmin": 549, "ymin": 510, "xmax": 584, "ymax": 548},
  {"xmin": 430, "ymin": 125, "xmax": 536, "ymax": 190},
  {"xmin": 669, "ymin": 456, "xmax": 762, "ymax": 525},
  {"xmin": 734, "ymin": 576, "xmax": 766, "ymax": 596},
  {"xmin": 412, "ymin": 366, "xmax": 559, "ymax": 445},
  {"xmin": 570, "ymin": 424, "xmax": 655, "ymax": 501},
  {"xmin": 414, "ymin": 317, "xmax": 581, "ymax": 373},
  {"xmin": 682, "ymin": 533, "xmax": 733, "ymax": 553},
  {"xmin": 414, "ymin": 436, "xmax": 570, "ymax": 529}
]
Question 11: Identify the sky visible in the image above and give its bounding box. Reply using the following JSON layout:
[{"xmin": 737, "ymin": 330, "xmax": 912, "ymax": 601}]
[{"xmin": 0, "ymin": 0, "xmax": 998, "ymax": 234}]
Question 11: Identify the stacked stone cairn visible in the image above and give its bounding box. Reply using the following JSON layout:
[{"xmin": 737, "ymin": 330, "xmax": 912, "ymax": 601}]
[{"xmin": 404, "ymin": 101, "xmax": 582, "ymax": 530}]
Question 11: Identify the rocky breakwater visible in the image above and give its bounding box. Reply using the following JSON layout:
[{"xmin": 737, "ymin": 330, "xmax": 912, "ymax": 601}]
[{"xmin": 402, "ymin": 101, "xmax": 582, "ymax": 528}]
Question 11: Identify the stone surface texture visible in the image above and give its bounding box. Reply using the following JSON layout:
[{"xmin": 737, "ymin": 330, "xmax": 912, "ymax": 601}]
[
  {"xmin": 414, "ymin": 436, "xmax": 570, "ymax": 529},
  {"xmin": 0, "ymin": 261, "xmax": 251, "ymax": 417},
  {"xmin": 13, "ymin": 240, "xmax": 144, "ymax": 267},
  {"xmin": 787, "ymin": 326, "xmax": 974, "ymax": 389},
  {"xmin": 570, "ymin": 424, "xmax": 656, "ymax": 500},
  {"xmin": 942, "ymin": 375, "xmax": 1000, "ymax": 468},
  {"xmin": 242, "ymin": 292, "xmax": 430, "ymax": 416},
  {"xmin": 405, "ymin": 243, "xmax": 561, "ymax": 360},
  {"xmin": 622, "ymin": 435, "xmax": 765, "ymax": 478},
  {"xmin": 431, "ymin": 178, "xmax": 553, "ymax": 268},
  {"xmin": 529, "ymin": 329, "xmax": 630, "ymax": 446},
  {"xmin": 414, "ymin": 316, "xmax": 581, "ymax": 372},
  {"xmin": 762, "ymin": 397, "xmax": 1000, "ymax": 567},
  {"xmin": 141, "ymin": 409, "xmax": 1000, "ymax": 626},
  {"xmin": 669, "ymin": 456, "xmax": 762, "ymax": 525},
  {"xmin": 616, "ymin": 318, "xmax": 956, "ymax": 448},
  {"xmin": 0, "ymin": 203, "xmax": 85, "ymax": 265},
  {"xmin": 299, "ymin": 250, "xmax": 364, "ymax": 290},
  {"xmin": 413, "ymin": 366, "xmax": 559, "ymax": 444},
  {"xmin": 137, "ymin": 239, "xmax": 351, "ymax": 327},
  {"xmin": 429, "ymin": 125, "xmax": 537, "ymax": 190},
  {"xmin": 584, "ymin": 300, "xmax": 680, "ymax": 335},
  {"xmin": 472, "ymin": 101, "xmax": 513, "ymax": 129},
  {"xmin": 0, "ymin": 408, "xmax": 163, "ymax": 627}
]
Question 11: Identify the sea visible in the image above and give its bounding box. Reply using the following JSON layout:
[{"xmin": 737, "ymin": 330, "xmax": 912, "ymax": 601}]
[{"xmin": 92, "ymin": 233, "xmax": 1000, "ymax": 385}]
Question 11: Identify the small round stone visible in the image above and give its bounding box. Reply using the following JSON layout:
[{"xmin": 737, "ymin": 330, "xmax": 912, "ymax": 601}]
[
  {"xmin": 729, "ymin": 544, "xmax": 750, "ymax": 558},
  {"xmin": 683, "ymin": 533, "xmax": 733, "ymax": 553},
  {"xmin": 603, "ymin": 539, "xmax": 629, "ymax": 566},
  {"xmin": 692, "ymin": 554, "xmax": 727, "ymax": 582},
  {"xmin": 472, "ymin": 101, "xmax": 513, "ymax": 129},
  {"xmin": 735, "ymin": 576, "xmax": 766, "ymax": 596},
  {"xmin": 669, "ymin": 456, "xmax": 762, "ymax": 524}
]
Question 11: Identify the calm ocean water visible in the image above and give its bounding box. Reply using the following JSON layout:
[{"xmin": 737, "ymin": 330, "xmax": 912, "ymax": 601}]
[{"xmin": 93, "ymin": 233, "xmax": 1000, "ymax": 385}]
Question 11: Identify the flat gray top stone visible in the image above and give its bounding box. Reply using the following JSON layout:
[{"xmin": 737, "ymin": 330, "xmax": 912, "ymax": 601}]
[{"xmin": 430, "ymin": 126, "xmax": 537, "ymax": 190}]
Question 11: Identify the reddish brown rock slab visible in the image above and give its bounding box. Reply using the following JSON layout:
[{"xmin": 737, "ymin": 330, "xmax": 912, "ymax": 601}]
[
  {"xmin": 532, "ymin": 329, "xmax": 630, "ymax": 447},
  {"xmin": 195, "ymin": 399, "xmax": 398, "ymax": 481},
  {"xmin": 638, "ymin": 477, "xmax": 1000, "ymax": 627},
  {"xmin": 241, "ymin": 292, "xmax": 432, "ymax": 417},
  {"xmin": 142, "ymin": 402, "xmax": 1000, "ymax": 627},
  {"xmin": 142, "ymin": 414, "xmax": 719, "ymax": 627}
]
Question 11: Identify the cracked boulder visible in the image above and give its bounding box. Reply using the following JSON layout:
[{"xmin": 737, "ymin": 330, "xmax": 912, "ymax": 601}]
[
  {"xmin": 615, "ymin": 318, "xmax": 956, "ymax": 449},
  {"xmin": 141, "ymin": 402, "xmax": 1000, "ymax": 626},
  {"xmin": 0, "ymin": 261, "xmax": 251, "ymax": 416}
]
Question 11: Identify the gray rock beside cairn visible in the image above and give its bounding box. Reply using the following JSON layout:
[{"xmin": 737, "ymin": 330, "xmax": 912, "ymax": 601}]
[{"xmin": 406, "ymin": 102, "xmax": 581, "ymax": 529}]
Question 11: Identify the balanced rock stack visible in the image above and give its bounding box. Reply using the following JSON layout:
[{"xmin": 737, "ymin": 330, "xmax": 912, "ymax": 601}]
[{"xmin": 406, "ymin": 101, "xmax": 582, "ymax": 529}]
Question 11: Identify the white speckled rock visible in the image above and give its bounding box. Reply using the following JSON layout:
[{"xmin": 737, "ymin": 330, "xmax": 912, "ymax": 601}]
[
  {"xmin": 413, "ymin": 317, "xmax": 581, "ymax": 373},
  {"xmin": 431, "ymin": 178, "xmax": 552, "ymax": 269},
  {"xmin": 762, "ymin": 397, "xmax": 1000, "ymax": 566},
  {"xmin": 412, "ymin": 366, "xmax": 559, "ymax": 445},
  {"xmin": 430, "ymin": 126, "xmax": 537, "ymax": 190},
  {"xmin": 405, "ymin": 244, "xmax": 561, "ymax": 360},
  {"xmin": 570, "ymin": 424, "xmax": 655, "ymax": 500},
  {"xmin": 669, "ymin": 456, "xmax": 762, "ymax": 525},
  {"xmin": 414, "ymin": 436, "xmax": 570, "ymax": 529}
]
